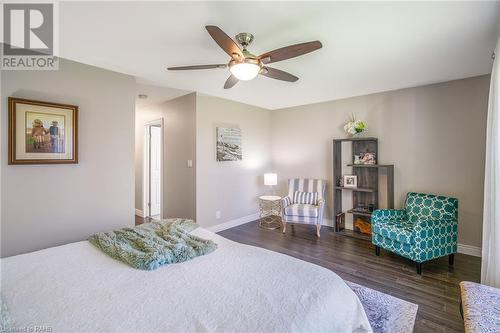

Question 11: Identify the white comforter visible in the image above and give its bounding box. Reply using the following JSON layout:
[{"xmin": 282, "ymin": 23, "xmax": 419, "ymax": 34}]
[{"xmin": 1, "ymin": 228, "xmax": 371, "ymax": 333}]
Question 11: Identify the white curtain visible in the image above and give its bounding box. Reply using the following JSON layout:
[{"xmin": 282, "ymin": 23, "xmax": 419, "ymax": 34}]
[{"xmin": 482, "ymin": 38, "xmax": 500, "ymax": 288}]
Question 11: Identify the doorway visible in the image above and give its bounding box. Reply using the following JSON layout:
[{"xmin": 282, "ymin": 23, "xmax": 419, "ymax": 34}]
[{"xmin": 144, "ymin": 119, "xmax": 164, "ymax": 220}]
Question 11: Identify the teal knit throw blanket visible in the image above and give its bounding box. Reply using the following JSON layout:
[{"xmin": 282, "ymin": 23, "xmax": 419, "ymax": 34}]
[{"xmin": 88, "ymin": 219, "xmax": 217, "ymax": 270}]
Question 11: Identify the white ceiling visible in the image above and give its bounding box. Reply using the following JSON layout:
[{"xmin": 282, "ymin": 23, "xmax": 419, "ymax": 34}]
[
  {"xmin": 60, "ymin": 1, "xmax": 500, "ymax": 110},
  {"xmin": 135, "ymin": 83, "xmax": 189, "ymax": 109}
]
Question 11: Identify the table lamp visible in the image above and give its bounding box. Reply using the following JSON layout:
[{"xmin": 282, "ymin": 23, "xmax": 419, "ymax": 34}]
[{"xmin": 264, "ymin": 173, "xmax": 277, "ymax": 195}]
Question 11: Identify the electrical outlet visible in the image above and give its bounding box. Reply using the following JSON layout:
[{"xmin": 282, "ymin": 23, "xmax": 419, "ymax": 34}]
[
  {"xmin": 187, "ymin": 160, "xmax": 193, "ymax": 168},
  {"xmin": 215, "ymin": 211, "xmax": 221, "ymax": 219}
]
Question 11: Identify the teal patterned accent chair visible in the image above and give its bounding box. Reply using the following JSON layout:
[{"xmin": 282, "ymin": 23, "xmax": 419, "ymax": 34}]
[{"xmin": 371, "ymin": 192, "xmax": 458, "ymax": 274}]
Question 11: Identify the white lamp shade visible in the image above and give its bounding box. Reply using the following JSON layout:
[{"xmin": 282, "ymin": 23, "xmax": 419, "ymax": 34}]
[
  {"xmin": 264, "ymin": 173, "xmax": 277, "ymax": 186},
  {"xmin": 230, "ymin": 62, "xmax": 261, "ymax": 81}
]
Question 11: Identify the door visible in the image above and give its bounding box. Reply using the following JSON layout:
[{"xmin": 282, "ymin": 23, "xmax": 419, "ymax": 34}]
[
  {"xmin": 149, "ymin": 125, "xmax": 162, "ymax": 217},
  {"xmin": 144, "ymin": 120, "xmax": 163, "ymax": 219}
]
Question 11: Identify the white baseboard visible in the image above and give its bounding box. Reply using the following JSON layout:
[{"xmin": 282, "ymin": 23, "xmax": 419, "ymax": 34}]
[
  {"xmin": 207, "ymin": 213, "xmax": 260, "ymax": 233},
  {"xmin": 207, "ymin": 215, "xmax": 482, "ymax": 257},
  {"xmin": 135, "ymin": 209, "xmax": 144, "ymax": 218},
  {"xmin": 208, "ymin": 214, "xmax": 334, "ymax": 233},
  {"xmin": 458, "ymin": 244, "xmax": 482, "ymax": 257}
]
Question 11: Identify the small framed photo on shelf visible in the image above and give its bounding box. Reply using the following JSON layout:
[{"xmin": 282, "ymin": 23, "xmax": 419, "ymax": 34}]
[{"xmin": 343, "ymin": 175, "xmax": 357, "ymax": 188}]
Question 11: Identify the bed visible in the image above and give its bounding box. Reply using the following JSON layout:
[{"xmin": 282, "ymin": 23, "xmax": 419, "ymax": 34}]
[{"xmin": 1, "ymin": 227, "xmax": 371, "ymax": 332}]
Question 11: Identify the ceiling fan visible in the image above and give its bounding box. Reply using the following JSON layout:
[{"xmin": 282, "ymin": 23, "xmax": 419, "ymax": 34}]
[{"xmin": 167, "ymin": 25, "xmax": 322, "ymax": 89}]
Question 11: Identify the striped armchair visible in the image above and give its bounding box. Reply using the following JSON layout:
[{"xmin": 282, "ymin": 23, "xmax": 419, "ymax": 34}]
[{"xmin": 281, "ymin": 179, "xmax": 326, "ymax": 237}]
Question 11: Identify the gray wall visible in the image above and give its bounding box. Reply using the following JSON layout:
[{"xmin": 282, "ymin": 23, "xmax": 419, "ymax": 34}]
[
  {"xmin": 1, "ymin": 59, "xmax": 136, "ymax": 257},
  {"xmin": 135, "ymin": 93, "xmax": 196, "ymax": 220},
  {"xmin": 271, "ymin": 75, "xmax": 490, "ymax": 248},
  {"xmin": 0, "ymin": 60, "xmax": 489, "ymax": 254},
  {"xmin": 196, "ymin": 94, "xmax": 271, "ymax": 228}
]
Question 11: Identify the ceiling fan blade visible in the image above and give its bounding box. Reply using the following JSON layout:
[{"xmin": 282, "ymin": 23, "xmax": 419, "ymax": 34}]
[
  {"xmin": 259, "ymin": 41, "xmax": 322, "ymax": 64},
  {"xmin": 224, "ymin": 75, "xmax": 239, "ymax": 89},
  {"xmin": 205, "ymin": 25, "xmax": 243, "ymax": 59},
  {"xmin": 167, "ymin": 64, "xmax": 227, "ymax": 70},
  {"xmin": 260, "ymin": 67, "xmax": 299, "ymax": 82}
]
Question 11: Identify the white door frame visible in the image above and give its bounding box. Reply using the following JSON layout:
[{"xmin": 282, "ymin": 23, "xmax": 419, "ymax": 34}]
[{"xmin": 143, "ymin": 118, "xmax": 164, "ymax": 219}]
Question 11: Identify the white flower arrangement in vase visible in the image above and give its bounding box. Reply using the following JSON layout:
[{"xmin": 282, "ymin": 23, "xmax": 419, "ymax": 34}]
[{"xmin": 343, "ymin": 115, "xmax": 366, "ymax": 137}]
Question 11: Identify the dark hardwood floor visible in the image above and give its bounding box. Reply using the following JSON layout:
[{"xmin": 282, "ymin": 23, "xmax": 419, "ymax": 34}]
[
  {"xmin": 219, "ymin": 221, "xmax": 480, "ymax": 333},
  {"xmin": 135, "ymin": 215, "xmax": 480, "ymax": 332},
  {"xmin": 135, "ymin": 215, "xmax": 153, "ymax": 225}
]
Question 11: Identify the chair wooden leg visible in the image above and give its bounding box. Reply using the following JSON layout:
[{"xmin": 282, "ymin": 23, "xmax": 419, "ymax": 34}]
[
  {"xmin": 316, "ymin": 224, "xmax": 321, "ymax": 238},
  {"xmin": 282, "ymin": 222, "xmax": 287, "ymax": 234},
  {"xmin": 449, "ymin": 253, "xmax": 455, "ymax": 266},
  {"xmin": 416, "ymin": 262, "xmax": 422, "ymax": 275},
  {"xmin": 459, "ymin": 300, "xmax": 464, "ymax": 319},
  {"xmin": 375, "ymin": 245, "xmax": 380, "ymax": 256}
]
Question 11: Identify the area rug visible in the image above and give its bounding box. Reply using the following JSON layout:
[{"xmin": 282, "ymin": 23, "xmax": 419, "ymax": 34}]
[{"xmin": 346, "ymin": 281, "xmax": 418, "ymax": 333}]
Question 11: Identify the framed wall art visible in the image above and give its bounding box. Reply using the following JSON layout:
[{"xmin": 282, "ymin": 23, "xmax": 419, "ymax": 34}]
[
  {"xmin": 216, "ymin": 126, "xmax": 242, "ymax": 161},
  {"xmin": 8, "ymin": 97, "xmax": 78, "ymax": 165}
]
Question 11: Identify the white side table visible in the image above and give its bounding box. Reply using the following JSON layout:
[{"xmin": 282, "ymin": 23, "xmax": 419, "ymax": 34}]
[{"xmin": 259, "ymin": 195, "xmax": 282, "ymax": 230}]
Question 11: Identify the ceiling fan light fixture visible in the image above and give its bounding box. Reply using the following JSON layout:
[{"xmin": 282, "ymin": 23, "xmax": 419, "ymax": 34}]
[
  {"xmin": 229, "ymin": 60, "xmax": 261, "ymax": 81},
  {"xmin": 168, "ymin": 26, "xmax": 323, "ymax": 89}
]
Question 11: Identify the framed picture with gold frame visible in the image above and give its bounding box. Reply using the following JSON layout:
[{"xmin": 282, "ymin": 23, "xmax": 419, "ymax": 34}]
[{"xmin": 8, "ymin": 97, "xmax": 78, "ymax": 165}]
